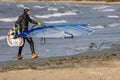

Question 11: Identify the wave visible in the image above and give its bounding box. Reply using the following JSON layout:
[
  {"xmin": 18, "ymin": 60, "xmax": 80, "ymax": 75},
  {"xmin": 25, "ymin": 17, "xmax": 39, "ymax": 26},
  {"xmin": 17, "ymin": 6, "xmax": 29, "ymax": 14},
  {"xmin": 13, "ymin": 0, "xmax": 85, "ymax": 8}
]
[
  {"xmin": 91, "ymin": 23, "xmax": 120, "ymax": 29},
  {"xmin": 90, "ymin": 25, "xmax": 104, "ymax": 29},
  {"xmin": 60, "ymin": 6, "xmax": 65, "ymax": 9},
  {"xmin": 107, "ymin": 15, "xmax": 119, "ymax": 18},
  {"xmin": 34, "ymin": 11, "xmax": 77, "ymax": 19},
  {"xmin": 44, "ymin": 20, "xmax": 67, "ymax": 24},
  {"xmin": 33, "ymin": 5, "xmax": 45, "ymax": 9},
  {"xmin": 93, "ymin": 5, "xmax": 110, "ymax": 10},
  {"xmin": 107, "ymin": 23, "xmax": 120, "ymax": 27},
  {"xmin": 17, "ymin": 4, "xmax": 29, "ymax": 9},
  {"xmin": 101, "ymin": 9, "xmax": 115, "ymax": 12},
  {"xmin": 0, "ymin": 36, "xmax": 7, "ymax": 41},
  {"xmin": 0, "ymin": 17, "xmax": 18, "ymax": 22},
  {"xmin": 93, "ymin": 5, "xmax": 115, "ymax": 12},
  {"xmin": 47, "ymin": 7, "xmax": 58, "ymax": 11}
]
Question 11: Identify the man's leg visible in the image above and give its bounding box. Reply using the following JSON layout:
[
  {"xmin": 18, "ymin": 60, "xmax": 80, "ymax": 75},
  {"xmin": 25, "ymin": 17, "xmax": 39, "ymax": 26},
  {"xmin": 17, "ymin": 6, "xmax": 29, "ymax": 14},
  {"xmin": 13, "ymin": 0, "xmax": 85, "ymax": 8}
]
[
  {"xmin": 26, "ymin": 38, "xmax": 38, "ymax": 58},
  {"xmin": 18, "ymin": 38, "xmax": 25, "ymax": 60}
]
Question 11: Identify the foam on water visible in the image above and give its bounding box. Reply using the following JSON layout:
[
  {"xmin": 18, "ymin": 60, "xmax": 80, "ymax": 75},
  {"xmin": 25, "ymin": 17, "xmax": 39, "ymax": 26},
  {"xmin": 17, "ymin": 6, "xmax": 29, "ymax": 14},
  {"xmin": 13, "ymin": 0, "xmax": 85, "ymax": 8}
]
[
  {"xmin": 0, "ymin": 17, "xmax": 18, "ymax": 22},
  {"xmin": 6, "ymin": 3, "xmax": 10, "ymax": 6},
  {"xmin": 60, "ymin": 6, "xmax": 65, "ymax": 9},
  {"xmin": 33, "ymin": 5, "xmax": 45, "ymax": 9},
  {"xmin": 93, "ymin": 5, "xmax": 115, "ymax": 13},
  {"xmin": 107, "ymin": 15, "xmax": 119, "ymax": 18},
  {"xmin": 71, "ymin": 10, "xmax": 78, "ymax": 12},
  {"xmin": 17, "ymin": 4, "xmax": 29, "ymax": 9},
  {"xmin": 107, "ymin": 23, "xmax": 120, "ymax": 27},
  {"xmin": 44, "ymin": 20, "xmax": 67, "ymax": 24},
  {"xmin": 101, "ymin": 9, "xmax": 115, "ymax": 12},
  {"xmin": 93, "ymin": 5, "xmax": 110, "ymax": 10},
  {"xmin": 90, "ymin": 25, "xmax": 104, "ymax": 29},
  {"xmin": 47, "ymin": 7, "xmax": 58, "ymax": 11},
  {"xmin": 0, "ymin": 36, "xmax": 7, "ymax": 41},
  {"xmin": 34, "ymin": 11, "xmax": 77, "ymax": 19}
]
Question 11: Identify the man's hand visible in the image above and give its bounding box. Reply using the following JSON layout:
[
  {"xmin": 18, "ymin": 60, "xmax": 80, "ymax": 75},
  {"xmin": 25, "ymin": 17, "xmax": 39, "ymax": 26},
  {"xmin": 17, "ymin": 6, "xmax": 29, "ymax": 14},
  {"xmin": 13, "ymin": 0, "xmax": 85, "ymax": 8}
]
[
  {"xmin": 37, "ymin": 22, "xmax": 47, "ymax": 27},
  {"xmin": 13, "ymin": 31, "xmax": 18, "ymax": 39},
  {"xmin": 13, "ymin": 27, "xmax": 20, "ymax": 39},
  {"xmin": 37, "ymin": 22, "xmax": 42, "ymax": 26},
  {"xmin": 13, "ymin": 34, "xmax": 18, "ymax": 39}
]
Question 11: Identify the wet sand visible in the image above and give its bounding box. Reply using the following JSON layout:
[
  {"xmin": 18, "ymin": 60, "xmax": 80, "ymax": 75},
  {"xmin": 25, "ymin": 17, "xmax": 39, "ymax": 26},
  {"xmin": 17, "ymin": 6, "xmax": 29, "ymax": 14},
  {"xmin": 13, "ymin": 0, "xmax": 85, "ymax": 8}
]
[{"xmin": 0, "ymin": 44, "xmax": 120, "ymax": 80}]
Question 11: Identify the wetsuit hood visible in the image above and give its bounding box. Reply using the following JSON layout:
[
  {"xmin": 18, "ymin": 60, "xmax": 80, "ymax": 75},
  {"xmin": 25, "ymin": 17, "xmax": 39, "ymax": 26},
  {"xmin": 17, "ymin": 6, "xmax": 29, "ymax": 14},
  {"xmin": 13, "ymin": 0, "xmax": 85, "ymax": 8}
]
[{"xmin": 24, "ymin": 8, "xmax": 30, "ymax": 14}]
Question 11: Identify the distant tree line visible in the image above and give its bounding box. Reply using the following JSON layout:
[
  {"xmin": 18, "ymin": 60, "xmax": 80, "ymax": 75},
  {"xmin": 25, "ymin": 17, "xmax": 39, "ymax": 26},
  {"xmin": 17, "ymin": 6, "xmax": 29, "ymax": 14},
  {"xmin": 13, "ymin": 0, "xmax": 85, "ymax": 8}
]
[
  {"xmin": 37, "ymin": 0, "xmax": 120, "ymax": 2},
  {"xmin": 38, "ymin": 0, "xmax": 120, "ymax": 2},
  {"xmin": 0, "ymin": 0, "xmax": 120, "ymax": 2}
]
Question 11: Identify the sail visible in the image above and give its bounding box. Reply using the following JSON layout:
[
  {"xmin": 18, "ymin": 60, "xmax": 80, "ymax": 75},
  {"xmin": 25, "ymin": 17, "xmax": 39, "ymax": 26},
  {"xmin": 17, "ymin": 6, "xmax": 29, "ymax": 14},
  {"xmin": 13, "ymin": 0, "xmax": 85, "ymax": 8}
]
[{"xmin": 17, "ymin": 24, "xmax": 95, "ymax": 39}]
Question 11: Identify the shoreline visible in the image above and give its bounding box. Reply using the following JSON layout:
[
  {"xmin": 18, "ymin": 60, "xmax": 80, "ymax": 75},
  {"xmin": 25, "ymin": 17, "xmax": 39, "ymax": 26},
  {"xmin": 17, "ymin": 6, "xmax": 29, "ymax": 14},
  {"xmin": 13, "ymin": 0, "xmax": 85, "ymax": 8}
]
[
  {"xmin": 0, "ymin": 43, "xmax": 120, "ymax": 72},
  {"xmin": 0, "ymin": 44, "xmax": 120, "ymax": 80},
  {"xmin": 0, "ymin": 1, "xmax": 120, "ymax": 5}
]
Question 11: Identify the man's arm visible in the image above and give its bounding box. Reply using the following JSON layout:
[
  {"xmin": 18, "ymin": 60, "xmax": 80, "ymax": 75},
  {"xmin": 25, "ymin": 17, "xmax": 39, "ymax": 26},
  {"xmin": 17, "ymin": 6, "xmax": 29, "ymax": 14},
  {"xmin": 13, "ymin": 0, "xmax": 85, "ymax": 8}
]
[
  {"xmin": 28, "ymin": 16, "xmax": 43, "ymax": 26},
  {"xmin": 14, "ymin": 16, "xmax": 22, "ymax": 34},
  {"xmin": 28, "ymin": 16, "xmax": 37, "ymax": 24},
  {"xmin": 15, "ymin": 16, "xmax": 22, "ymax": 27}
]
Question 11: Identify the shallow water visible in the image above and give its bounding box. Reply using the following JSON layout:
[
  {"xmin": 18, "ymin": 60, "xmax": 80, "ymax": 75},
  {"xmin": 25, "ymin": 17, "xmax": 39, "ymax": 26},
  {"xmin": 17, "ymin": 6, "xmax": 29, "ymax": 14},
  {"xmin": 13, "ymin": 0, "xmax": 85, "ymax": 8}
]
[{"xmin": 0, "ymin": 2, "xmax": 120, "ymax": 61}]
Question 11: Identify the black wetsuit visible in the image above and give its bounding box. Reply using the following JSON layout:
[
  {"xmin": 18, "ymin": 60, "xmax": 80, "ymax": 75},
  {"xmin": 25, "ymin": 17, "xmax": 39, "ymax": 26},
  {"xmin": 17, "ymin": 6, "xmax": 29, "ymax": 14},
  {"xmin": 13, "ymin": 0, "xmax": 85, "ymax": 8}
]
[{"xmin": 15, "ymin": 13, "xmax": 37, "ymax": 55}]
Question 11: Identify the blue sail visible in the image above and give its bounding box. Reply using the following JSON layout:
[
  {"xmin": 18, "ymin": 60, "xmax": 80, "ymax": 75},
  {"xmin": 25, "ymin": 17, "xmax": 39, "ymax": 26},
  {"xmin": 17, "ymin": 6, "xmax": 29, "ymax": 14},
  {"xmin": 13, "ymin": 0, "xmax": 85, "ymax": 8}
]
[{"xmin": 17, "ymin": 24, "xmax": 95, "ymax": 39}]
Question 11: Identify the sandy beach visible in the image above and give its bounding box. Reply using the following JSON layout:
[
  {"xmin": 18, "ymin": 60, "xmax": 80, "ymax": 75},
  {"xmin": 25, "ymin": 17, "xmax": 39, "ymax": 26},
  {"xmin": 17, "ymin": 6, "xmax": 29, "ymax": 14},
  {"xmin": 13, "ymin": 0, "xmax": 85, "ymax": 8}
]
[{"xmin": 0, "ymin": 63, "xmax": 120, "ymax": 80}]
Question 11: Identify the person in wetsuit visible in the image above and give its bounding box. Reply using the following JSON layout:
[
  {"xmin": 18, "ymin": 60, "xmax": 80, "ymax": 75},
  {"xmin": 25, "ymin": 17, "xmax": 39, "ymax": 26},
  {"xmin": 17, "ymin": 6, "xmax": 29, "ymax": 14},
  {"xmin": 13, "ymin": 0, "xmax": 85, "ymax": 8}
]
[{"xmin": 15, "ymin": 8, "xmax": 42, "ymax": 60}]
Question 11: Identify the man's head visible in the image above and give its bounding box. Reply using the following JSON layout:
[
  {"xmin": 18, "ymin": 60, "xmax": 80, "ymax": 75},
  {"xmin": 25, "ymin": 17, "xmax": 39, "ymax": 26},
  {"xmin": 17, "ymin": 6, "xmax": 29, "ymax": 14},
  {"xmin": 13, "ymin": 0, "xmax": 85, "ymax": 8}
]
[{"xmin": 24, "ymin": 8, "xmax": 30, "ymax": 15}]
